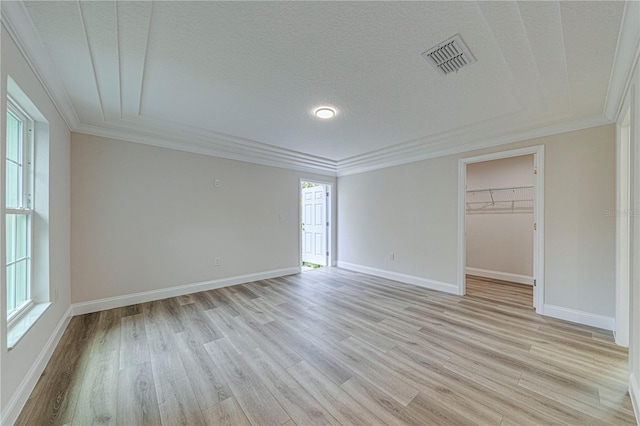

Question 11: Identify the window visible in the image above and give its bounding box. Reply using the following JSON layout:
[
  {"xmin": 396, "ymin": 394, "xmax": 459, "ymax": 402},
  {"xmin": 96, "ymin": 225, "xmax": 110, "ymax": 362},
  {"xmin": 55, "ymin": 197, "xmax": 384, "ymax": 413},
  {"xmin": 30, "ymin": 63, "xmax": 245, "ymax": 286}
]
[
  {"xmin": 5, "ymin": 98, "xmax": 34, "ymax": 322},
  {"xmin": 4, "ymin": 77, "xmax": 51, "ymax": 348}
]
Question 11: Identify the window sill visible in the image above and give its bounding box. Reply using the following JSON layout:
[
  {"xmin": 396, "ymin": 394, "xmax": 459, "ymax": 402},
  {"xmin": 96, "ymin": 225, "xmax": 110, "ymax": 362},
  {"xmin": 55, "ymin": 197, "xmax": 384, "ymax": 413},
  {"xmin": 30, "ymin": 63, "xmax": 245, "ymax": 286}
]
[{"xmin": 8, "ymin": 302, "xmax": 51, "ymax": 349}]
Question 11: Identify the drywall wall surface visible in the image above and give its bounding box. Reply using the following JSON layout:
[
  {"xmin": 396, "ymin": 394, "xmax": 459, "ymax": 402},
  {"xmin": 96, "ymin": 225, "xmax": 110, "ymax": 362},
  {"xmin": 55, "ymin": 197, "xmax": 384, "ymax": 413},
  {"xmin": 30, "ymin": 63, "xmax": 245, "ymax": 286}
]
[
  {"xmin": 70, "ymin": 133, "xmax": 336, "ymax": 303},
  {"xmin": 466, "ymin": 155, "xmax": 535, "ymax": 189},
  {"xmin": 338, "ymin": 124, "xmax": 616, "ymax": 318},
  {"xmin": 543, "ymin": 126, "xmax": 615, "ymax": 316},
  {"xmin": 466, "ymin": 213, "xmax": 534, "ymax": 278},
  {"xmin": 1, "ymin": 24, "xmax": 72, "ymax": 415},
  {"xmin": 466, "ymin": 155, "xmax": 534, "ymax": 279},
  {"xmin": 338, "ymin": 157, "xmax": 459, "ymax": 285},
  {"xmin": 623, "ymin": 46, "xmax": 640, "ymax": 420}
]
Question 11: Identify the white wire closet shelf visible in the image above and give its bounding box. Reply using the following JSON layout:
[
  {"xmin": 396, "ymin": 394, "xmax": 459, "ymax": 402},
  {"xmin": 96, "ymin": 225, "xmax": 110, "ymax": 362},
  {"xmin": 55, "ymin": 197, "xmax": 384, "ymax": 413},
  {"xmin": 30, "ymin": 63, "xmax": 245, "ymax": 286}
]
[{"xmin": 466, "ymin": 186, "xmax": 534, "ymax": 214}]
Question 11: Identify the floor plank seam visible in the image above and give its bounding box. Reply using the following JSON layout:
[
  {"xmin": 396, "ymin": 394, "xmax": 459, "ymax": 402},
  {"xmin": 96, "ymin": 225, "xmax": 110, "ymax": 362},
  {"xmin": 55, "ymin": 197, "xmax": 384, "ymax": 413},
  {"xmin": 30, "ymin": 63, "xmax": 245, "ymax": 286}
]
[{"xmin": 14, "ymin": 270, "xmax": 637, "ymax": 426}]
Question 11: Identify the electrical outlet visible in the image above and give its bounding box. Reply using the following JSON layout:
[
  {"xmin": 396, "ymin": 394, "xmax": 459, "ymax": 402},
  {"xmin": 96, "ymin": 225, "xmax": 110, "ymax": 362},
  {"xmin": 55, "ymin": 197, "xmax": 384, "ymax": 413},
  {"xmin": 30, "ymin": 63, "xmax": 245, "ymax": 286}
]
[
  {"xmin": 388, "ymin": 251, "xmax": 395, "ymax": 261},
  {"xmin": 214, "ymin": 257, "xmax": 221, "ymax": 266},
  {"xmin": 214, "ymin": 179, "xmax": 221, "ymax": 188}
]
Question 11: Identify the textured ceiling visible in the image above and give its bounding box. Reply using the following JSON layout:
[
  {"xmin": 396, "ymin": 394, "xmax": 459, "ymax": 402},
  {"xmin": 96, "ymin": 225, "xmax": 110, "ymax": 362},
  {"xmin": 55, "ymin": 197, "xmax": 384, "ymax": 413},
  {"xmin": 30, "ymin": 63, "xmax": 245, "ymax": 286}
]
[{"xmin": 9, "ymin": 1, "xmax": 628, "ymax": 171}]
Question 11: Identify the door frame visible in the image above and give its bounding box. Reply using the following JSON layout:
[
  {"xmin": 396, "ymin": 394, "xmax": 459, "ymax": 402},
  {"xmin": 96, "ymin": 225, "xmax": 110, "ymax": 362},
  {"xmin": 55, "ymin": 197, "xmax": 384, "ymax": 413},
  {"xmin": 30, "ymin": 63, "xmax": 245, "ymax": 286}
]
[
  {"xmin": 616, "ymin": 95, "xmax": 632, "ymax": 347},
  {"xmin": 458, "ymin": 145, "xmax": 545, "ymax": 313},
  {"xmin": 299, "ymin": 178, "xmax": 332, "ymax": 269}
]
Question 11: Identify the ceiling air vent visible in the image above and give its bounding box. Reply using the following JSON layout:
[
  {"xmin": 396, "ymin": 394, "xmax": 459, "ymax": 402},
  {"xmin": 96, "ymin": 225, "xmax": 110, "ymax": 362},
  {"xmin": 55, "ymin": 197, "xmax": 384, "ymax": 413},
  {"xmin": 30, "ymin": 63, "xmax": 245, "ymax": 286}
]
[{"xmin": 422, "ymin": 34, "xmax": 476, "ymax": 76}]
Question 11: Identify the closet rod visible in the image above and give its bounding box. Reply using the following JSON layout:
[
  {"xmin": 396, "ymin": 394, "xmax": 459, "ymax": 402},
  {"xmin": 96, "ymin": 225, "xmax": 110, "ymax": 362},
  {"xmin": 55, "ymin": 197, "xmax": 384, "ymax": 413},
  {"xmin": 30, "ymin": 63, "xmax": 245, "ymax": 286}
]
[{"xmin": 466, "ymin": 185, "xmax": 533, "ymax": 193}]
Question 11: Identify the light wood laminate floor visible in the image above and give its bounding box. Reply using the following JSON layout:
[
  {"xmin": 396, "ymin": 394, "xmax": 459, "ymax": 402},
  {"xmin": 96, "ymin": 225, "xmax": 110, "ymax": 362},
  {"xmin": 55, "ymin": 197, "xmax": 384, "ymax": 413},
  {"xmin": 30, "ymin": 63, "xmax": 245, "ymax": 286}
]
[
  {"xmin": 17, "ymin": 268, "xmax": 635, "ymax": 425},
  {"xmin": 466, "ymin": 275, "xmax": 534, "ymax": 309}
]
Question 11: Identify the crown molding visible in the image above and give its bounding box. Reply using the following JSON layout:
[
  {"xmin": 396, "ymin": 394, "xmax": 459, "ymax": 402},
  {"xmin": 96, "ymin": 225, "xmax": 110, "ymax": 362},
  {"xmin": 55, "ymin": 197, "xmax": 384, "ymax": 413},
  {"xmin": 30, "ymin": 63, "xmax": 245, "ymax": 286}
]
[
  {"xmin": 74, "ymin": 122, "xmax": 338, "ymax": 176},
  {"xmin": 1, "ymin": 1, "xmax": 79, "ymax": 129},
  {"xmin": 1, "ymin": 0, "xmax": 623, "ymax": 178},
  {"xmin": 603, "ymin": 0, "xmax": 640, "ymax": 122},
  {"xmin": 336, "ymin": 115, "xmax": 611, "ymax": 177},
  {"xmin": 75, "ymin": 114, "xmax": 612, "ymax": 179}
]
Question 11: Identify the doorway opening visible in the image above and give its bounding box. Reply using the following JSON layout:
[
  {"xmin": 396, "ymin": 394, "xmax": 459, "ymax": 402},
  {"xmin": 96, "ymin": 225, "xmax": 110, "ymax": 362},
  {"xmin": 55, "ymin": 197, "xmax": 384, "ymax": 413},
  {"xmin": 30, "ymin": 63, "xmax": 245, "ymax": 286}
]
[
  {"xmin": 465, "ymin": 154, "xmax": 534, "ymax": 308},
  {"xmin": 300, "ymin": 180, "xmax": 331, "ymax": 271},
  {"xmin": 458, "ymin": 146, "xmax": 544, "ymax": 313}
]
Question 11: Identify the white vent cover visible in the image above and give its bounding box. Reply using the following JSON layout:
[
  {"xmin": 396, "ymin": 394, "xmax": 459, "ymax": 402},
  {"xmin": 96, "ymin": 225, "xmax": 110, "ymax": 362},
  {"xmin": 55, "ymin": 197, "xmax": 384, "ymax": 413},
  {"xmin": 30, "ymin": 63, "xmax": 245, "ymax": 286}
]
[{"xmin": 422, "ymin": 34, "xmax": 476, "ymax": 76}]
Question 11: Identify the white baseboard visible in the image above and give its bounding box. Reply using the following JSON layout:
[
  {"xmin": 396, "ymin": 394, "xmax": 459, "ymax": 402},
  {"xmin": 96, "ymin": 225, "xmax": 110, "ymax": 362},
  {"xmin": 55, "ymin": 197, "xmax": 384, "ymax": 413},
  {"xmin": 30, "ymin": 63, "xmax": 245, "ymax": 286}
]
[
  {"xmin": 542, "ymin": 304, "xmax": 614, "ymax": 331},
  {"xmin": 337, "ymin": 261, "xmax": 458, "ymax": 294},
  {"xmin": 630, "ymin": 373, "xmax": 640, "ymax": 426},
  {"xmin": 466, "ymin": 267, "xmax": 533, "ymax": 286},
  {"xmin": 613, "ymin": 327, "xmax": 629, "ymax": 348},
  {"xmin": 71, "ymin": 267, "xmax": 301, "ymax": 316},
  {"xmin": 1, "ymin": 305, "xmax": 73, "ymax": 426}
]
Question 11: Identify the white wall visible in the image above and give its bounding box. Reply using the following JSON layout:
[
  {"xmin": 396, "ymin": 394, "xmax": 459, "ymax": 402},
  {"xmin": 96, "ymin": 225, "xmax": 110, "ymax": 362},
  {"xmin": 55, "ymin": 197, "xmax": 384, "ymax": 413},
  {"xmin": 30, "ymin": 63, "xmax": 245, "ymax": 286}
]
[
  {"xmin": 630, "ymin": 75, "xmax": 640, "ymax": 426},
  {"xmin": 1, "ymin": 24, "xmax": 72, "ymax": 420},
  {"xmin": 466, "ymin": 155, "xmax": 534, "ymax": 282},
  {"xmin": 338, "ymin": 124, "xmax": 616, "ymax": 319},
  {"xmin": 70, "ymin": 133, "xmax": 336, "ymax": 304},
  {"xmin": 338, "ymin": 155, "xmax": 459, "ymax": 290},
  {"xmin": 466, "ymin": 155, "xmax": 534, "ymax": 190},
  {"xmin": 620, "ymin": 17, "xmax": 640, "ymax": 421}
]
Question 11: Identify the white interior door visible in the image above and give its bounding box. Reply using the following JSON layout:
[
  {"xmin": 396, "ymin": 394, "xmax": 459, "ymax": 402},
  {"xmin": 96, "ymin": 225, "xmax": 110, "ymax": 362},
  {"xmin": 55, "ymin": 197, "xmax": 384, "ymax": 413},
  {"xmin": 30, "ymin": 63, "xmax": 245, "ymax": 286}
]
[{"xmin": 301, "ymin": 185, "xmax": 327, "ymax": 266}]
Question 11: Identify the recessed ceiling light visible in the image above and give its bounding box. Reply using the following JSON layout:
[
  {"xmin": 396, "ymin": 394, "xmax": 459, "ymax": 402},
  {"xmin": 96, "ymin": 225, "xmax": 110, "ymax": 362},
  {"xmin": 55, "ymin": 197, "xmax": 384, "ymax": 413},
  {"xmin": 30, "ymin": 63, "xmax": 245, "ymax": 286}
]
[{"xmin": 314, "ymin": 107, "xmax": 336, "ymax": 119}]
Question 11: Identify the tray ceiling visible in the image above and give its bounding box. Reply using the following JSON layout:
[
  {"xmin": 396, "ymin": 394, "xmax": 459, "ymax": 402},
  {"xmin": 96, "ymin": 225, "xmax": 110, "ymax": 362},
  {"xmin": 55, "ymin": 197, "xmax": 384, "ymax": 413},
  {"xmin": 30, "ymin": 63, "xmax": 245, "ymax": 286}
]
[{"xmin": 2, "ymin": 1, "xmax": 632, "ymax": 175}]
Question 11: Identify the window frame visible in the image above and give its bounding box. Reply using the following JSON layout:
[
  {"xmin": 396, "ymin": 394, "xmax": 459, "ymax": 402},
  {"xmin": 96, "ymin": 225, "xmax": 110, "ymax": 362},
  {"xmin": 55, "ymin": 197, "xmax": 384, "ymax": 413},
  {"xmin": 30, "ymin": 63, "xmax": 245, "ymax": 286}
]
[{"xmin": 5, "ymin": 97, "xmax": 35, "ymax": 325}]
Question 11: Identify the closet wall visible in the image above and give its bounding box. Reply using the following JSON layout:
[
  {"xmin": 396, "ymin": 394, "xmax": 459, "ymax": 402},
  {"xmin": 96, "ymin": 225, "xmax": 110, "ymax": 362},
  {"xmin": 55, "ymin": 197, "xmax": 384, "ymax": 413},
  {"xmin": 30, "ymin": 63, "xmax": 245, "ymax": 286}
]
[{"xmin": 466, "ymin": 155, "xmax": 534, "ymax": 284}]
